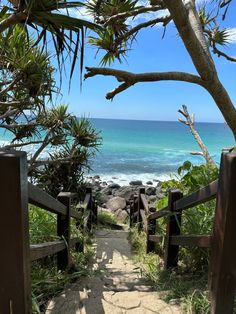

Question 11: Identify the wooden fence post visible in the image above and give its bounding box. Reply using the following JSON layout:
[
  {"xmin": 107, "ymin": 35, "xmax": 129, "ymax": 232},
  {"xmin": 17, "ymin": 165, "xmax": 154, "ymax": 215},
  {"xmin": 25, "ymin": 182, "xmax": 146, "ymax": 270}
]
[
  {"xmin": 57, "ymin": 192, "xmax": 71, "ymax": 270},
  {"xmin": 164, "ymin": 189, "xmax": 183, "ymax": 269},
  {"xmin": 147, "ymin": 207, "xmax": 157, "ymax": 253},
  {"xmin": 138, "ymin": 188, "xmax": 145, "ymax": 227},
  {"xmin": 130, "ymin": 199, "xmax": 134, "ymax": 228},
  {"xmin": 0, "ymin": 151, "xmax": 32, "ymax": 314},
  {"xmin": 210, "ymin": 152, "xmax": 236, "ymax": 314},
  {"xmin": 133, "ymin": 195, "xmax": 138, "ymax": 224},
  {"xmin": 86, "ymin": 187, "xmax": 93, "ymax": 232}
]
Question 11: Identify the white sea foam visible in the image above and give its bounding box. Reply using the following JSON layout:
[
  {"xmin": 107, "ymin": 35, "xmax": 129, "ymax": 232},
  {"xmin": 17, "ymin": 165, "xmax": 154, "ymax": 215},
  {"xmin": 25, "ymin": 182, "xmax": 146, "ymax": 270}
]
[{"xmin": 86, "ymin": 172, "xmax": 176, "ymax": 186}]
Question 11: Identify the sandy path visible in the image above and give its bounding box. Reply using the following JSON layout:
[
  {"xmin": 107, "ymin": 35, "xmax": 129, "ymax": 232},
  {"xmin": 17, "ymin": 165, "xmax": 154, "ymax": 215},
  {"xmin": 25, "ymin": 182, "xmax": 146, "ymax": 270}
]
[{"xmin": 45, "ymin": 230, "xmax": 181, "ymax": 314}]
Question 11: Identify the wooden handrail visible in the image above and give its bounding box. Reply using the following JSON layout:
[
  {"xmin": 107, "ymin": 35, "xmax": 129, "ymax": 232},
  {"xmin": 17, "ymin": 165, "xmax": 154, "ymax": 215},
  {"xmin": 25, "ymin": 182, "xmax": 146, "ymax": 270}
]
[
  {"xmin": 28, "ymin": 183, "xmax": 67, "ymax": 216},
  {"xmin": 140, "ymin": 209, "xmax": 148, "ymax": 233},
  {"xmin": 140, "ymin": 193, "xmax": 149, "ymax": 215},
  {"xmin": 30, "ymin": 238, "xmax": 80, "ymax": 261},
  {"xmin": 148, "ymin": 206, "xmax": 169, "ymax": 220},
  {"xmin": 148, "ymin": 234, "xmax": 211, "ymax": 248},
  {"xmin": 174, "ymin": 180, "xmax": 218, "ymax": 211}
]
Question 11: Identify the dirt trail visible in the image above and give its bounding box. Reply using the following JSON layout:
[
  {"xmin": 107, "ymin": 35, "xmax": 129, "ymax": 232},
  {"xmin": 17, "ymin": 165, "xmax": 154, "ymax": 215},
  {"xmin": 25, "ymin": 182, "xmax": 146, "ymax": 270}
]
[{"xmin": 46, "ymin": 230, "xmax": 181, "ymax": 314}]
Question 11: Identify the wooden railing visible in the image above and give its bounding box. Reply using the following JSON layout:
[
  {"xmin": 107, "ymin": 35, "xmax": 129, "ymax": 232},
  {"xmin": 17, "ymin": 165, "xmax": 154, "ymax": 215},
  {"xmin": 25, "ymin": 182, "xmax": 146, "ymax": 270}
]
[
  {"xmin": 130, "ymin": 152, "xmax": 236, "ymax": 314},
  {"xmin": 0, "ymin": 151, "xmax": 97, "ymax": 314}
]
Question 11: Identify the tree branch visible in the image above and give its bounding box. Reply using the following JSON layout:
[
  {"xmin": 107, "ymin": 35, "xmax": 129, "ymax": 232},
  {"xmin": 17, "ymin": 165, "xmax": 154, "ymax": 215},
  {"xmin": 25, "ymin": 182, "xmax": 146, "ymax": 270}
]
[
  {"xmin": 0, "ymin": 12, "xmax": 26, "ymax": 33},
  {"xmin": 115, "ymin": 15, "xmax": 172, "ymax": 47},
  {"xmin": 5, "ymin": 140, "xmax": 43, "ymax": 149},
  {"xmin": 178, "ymin": 104, "xmax": 216, "ymax": 166},
  {"xmin": 212, "ymin": 43, "xmax": 236, "ymax": 62},
  {"xmin": 85, "ymin": 67, "xmax": 206, "ymax": 100},
  {"xmin": 103, "ymin": 4, "xmax": 166, "ymax": 27}
]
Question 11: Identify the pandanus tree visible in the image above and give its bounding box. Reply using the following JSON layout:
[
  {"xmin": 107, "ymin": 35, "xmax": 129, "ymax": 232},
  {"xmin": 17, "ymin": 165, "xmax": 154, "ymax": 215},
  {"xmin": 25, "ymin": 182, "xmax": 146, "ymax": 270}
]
[
  {"xmin": 84, "ymin": 0, "xmax": 236, "ymax": 138},
  {"xmin": 0, "ymin": 25, "xmax": 101, "ymax": 192}
]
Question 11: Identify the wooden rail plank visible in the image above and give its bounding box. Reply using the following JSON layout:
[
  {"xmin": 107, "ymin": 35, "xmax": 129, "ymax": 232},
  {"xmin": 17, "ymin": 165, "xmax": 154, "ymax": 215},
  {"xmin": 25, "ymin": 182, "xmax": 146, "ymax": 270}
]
[
  {"xmin": 148, "ymin": 235, "xmax": 164, "ymax": 243},
  {"xmin": 140, "ymin": 193, "xmax": 149, "ymax": 215},
  {"xmin": 30, "ymin": 238, "xmax": 80, "ymax": 261},
  {"xmin": 148, "ymin": 206, "xmax": 169, "ymax": 220},
  {"xmin": 170, "ymin": 235, "xmax": 211, "ymax": 248},
  {"xmin": 140, "ymin": 209, "xmax": 148, "ymax": 233},
  {"xmin": 174, "ymin": 180, "xmax": 218, "ymax": 211},
  {"xmin": 28, "ymin": 183, "xmax": 67, "ymax": 216}
]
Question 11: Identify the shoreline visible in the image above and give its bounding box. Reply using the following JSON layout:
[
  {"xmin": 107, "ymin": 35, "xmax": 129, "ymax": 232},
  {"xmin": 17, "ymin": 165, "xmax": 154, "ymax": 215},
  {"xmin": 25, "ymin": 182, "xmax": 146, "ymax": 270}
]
[{"xmin": 85, "ymin": 172, "xmax": 174, "ymax": 187}]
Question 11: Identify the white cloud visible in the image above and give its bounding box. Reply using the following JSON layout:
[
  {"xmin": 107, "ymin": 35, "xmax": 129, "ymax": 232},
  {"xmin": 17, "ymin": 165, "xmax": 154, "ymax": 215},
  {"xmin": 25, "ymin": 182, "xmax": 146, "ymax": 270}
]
[{"xmin": 227, "ymin": 28, "xmax": 236, "ymax": 44}]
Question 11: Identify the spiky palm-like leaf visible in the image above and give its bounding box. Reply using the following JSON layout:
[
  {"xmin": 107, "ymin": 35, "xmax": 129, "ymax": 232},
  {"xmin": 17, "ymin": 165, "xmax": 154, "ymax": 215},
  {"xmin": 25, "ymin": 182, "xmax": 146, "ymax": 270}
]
[{"xmin": 0, "ymin": 1, "xmax": 102, "ymax": 78}]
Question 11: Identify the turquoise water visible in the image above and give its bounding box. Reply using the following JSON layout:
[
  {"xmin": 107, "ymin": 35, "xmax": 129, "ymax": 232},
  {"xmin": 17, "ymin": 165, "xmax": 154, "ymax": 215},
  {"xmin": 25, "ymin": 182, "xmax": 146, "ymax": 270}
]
[
  {"xmin": 0, "ymin": 118, "xmax": 234, "ymax": 183},
  {"xmin": 89, "ymin": 119, "xmax": 235, "ymax": 183}
]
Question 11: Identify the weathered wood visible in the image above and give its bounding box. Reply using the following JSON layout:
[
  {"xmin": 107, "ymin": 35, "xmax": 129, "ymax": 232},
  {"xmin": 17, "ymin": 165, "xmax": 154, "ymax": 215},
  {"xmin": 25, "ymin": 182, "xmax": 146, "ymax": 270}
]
[
  {"xmin": 148, "ymin": 235, "xmax": 164, "ymax": 243},
  {"xmin": 133, "ymin": 196, "xmax": 139, "ymax": 224},
  {"xmin": 170, "ymin": 235, "xmax": 211, "ymax": 248},
  {"xmin": 147, "ymin": 208, "xmax": 157, "ymax": 253},
  {"xmin": 138, "ymin": 188, "xmax": 145, "ymax": 226},
  {"xmin": 140, "ymin": 209, "xmax": 148, "ymax": 233},
  {"xmin": 28, "ymin": 182, "xmax": 67, "ymax": 216},
  {"xmin": 210, "ymin": 153, "xmax": 236, "ymax": 314},
  {"xmin": 174, "ymin": 180, "xmax": 218, "ymax": 211},
  {"xmin": 30, "ymin": 238, "xmax": 80, "ymax": 261},
  {"xmin": 57, "ymin": 193, "xmax": 71, "ymax": 270},
  {"xmin": 0, "ymin": 151, "xmax": 32, "ymax": 314},
  {"xmin": 130, "ymin": 200, "xmax": 134, "ymax": 228},
  {"xmin": 148, "ymin": 206, "xmax": 170, "ymax": 220},
  {"xmin": 164, "ymin": 189, "xmax": 183, "ymax": 269},
  {"xmin": 140, "ymin": 193, "xmax": 149, "ymax": 215}
]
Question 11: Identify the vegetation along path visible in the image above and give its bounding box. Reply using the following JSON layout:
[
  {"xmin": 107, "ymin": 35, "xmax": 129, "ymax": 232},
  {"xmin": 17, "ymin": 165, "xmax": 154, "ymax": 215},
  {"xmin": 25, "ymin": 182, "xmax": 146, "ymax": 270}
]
[{"xmin": 46, "ymin": 230, "xmax": 181, "ymax": 314}]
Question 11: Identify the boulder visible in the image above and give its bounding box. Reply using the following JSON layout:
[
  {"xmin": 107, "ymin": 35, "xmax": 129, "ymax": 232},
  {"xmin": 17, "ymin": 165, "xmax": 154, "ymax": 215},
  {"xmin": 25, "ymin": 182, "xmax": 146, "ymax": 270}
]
[
  {"xmin": 115, "ymin": 208, "xmax": 129, "ymax": 222},
  {"xmin": 108, "ymin": 183, "xmax": 121, "ymax": 189},
  {"xmin": 102, "ymin": 186, "xmax": 112, "ymax": 195},
  {"xmin": 145, "ymin": 186, "xmax": 156, "ymax": 196},
  {"xmin": 106, "ymin": 196, "xmax": 126, "ymax": 212},
  {"xmin": 129, "ymin": 180, "xmax": 143, "ymax": 186},
  {"xmin": 113, "ymin": 186, "xmax": 136, "ymax": 202},
  {"xmin": 146, "ymin": 181, "xmax": 153, "ymax": 185}
]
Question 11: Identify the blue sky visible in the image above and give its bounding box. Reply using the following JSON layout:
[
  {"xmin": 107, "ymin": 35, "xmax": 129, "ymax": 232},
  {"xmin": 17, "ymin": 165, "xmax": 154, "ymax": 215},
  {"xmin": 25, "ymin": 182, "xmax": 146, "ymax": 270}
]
[{"xmin": 54, "ymin": 1, "xmax": 236, "ymax": 123}]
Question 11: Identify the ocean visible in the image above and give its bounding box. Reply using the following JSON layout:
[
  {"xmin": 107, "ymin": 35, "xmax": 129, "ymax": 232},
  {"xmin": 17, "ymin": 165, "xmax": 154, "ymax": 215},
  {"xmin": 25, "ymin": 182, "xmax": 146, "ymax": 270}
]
[
  {"xmin": 0, "ymin": 119, "xmax": 234, "ymax": 185},
  {"xmin": 88, "ymin": 119, "xmax": 235, "ymax": 184}
]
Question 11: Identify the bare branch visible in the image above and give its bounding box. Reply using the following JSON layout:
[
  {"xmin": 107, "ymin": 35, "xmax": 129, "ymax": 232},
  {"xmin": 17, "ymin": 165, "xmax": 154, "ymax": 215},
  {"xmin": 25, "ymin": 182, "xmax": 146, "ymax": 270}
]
[
  {"xmin": 0, "ymin": 108, "xmax": 19, "ymax": 120},
  {"xmin": 178, "ymin": 104, "xmax": 216, "ymax": 166},
  {"xmin": 103, "ymin": 4, "xmax": 166, "ymax": 27},
  {"xmin": 115, "ymin": 15, "xmax": 172, "ymax": 47},
  {"xmin": 212, "ymin": 43, "xmax": 236, "ymax": 62},
  {"xmin": 85, "ymin": 67, "xmax": 206, "ymax": 99}
]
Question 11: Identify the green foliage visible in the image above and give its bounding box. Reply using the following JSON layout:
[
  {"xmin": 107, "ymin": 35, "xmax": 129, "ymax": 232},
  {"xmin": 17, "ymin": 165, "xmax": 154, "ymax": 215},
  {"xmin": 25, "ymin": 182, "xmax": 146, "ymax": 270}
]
[
  {"xmin": 29, "ymin": 204, "xmax": 94, "ymax": 312},
  {"xmin": 129, "ymin": 227, "xmax": 210, "ymax": 313},
  {"xmin": 97, "ymin": 210, "xmax": 118, "ymax": 227},
  {"xmin": 86, "ymin": 0, "xmax": 140, "ymax": 64},
  {"xmin": 157, "ymin": 162, "xmax": 219, "ymax": 269}
]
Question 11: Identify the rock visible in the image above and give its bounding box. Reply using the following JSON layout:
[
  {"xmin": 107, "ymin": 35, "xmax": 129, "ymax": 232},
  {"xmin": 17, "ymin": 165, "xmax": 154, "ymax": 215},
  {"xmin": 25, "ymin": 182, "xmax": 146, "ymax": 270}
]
[
  {"xmin": 129, "ymin": 180, "xmax": 143, "ymax": 186},
  {"xmin": 94, "ymin": 175, "xmax": 100, "ymax": 180},
  {"xmin": 148, "ymin": 195, "xmax": 157, "ymax": 203},
  {"xmin": 113, "ymin": 186, "xmax": 136, "ymax": 202},
  {"xmin": 112, "ymin": 177, "xmax": 118, "ymax": 180},
  {"xmin": 102, "ymin": 187, "xmax": 112, "ymax": 195},
  {"xmin": 108, "ymin": 183, "xmax": 121, "ymax": 189},
  {"xmin": 156, "ymin": 186, "xmax": 164, "ymax": 199},
  {"xmin": 106, "ymin": 196, "xmax": 126, "ymax": 212},
  {"xmin": 145, "ymin": 186, "xmax": 156, "ymax": 196},
  {"xmin": 146, "ymin": 181, "xmax": 153, "ymax": 185},
  {"xmin": 115, "ymin": 208, "xmax": 129, "ymax": 222},
  {"xmin": 101, "ymin": 181, "xmax": 107, "ymax": 186}
]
